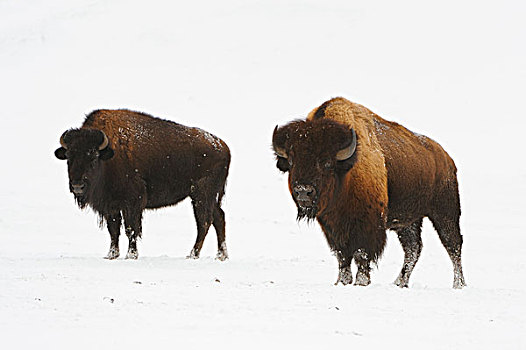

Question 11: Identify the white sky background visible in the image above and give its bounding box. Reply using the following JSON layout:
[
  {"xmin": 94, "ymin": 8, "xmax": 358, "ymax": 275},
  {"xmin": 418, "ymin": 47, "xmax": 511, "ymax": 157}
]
[{"xmin": 2, "ymin": 0, "xmax": 524, "ymax": 242}]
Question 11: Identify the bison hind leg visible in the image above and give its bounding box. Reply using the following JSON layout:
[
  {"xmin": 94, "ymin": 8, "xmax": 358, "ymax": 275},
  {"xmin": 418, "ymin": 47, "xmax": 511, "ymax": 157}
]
[
  {"xmin": 187, "ymin": 190, "xmax": 213, "ymax": 260},
  {"xmin": 394, "ymin": 219, "xmax": 423, "ymax": 288},
  {"xmin": 188, "ymin": 175, "xmax": 229, "ymax": 261},
  {"xmin": 429, "ymin": 214, "xmax": 466, "ymax": 289},
  {"xmin": 188, "ymin": 201, "xmax": 228, "ymax": 261},
  {"xmin": 213, "ymin": 204, "xmax": 228, "ymax": 261}
]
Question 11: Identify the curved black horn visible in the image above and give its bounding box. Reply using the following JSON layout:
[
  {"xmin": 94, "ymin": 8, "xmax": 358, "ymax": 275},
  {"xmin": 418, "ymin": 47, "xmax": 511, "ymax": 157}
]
[
  {"xmin": 272, "ymin": 125, "xmax": 288, "ymax": 158},
  {"xmin": 98, "ymin": 131, "xmax": 109, "ymax": 150},
  {"xmin": 59, "ymin": 131, "xmax": 68, "ymax": 149},
  {"xmin": 335, "ymin": 128, "xmax": 357, "ymax": 161}
]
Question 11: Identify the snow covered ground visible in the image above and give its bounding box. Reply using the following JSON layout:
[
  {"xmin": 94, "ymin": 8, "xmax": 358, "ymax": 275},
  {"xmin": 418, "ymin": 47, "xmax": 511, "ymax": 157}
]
[{"xmin": 1, "ymin": 0, "xmax": 525, "ymax": 348}]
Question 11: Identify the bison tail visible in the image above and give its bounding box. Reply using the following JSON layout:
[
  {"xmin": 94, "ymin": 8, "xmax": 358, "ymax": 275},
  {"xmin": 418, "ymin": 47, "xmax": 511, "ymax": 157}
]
[
  {"xmin": 217, "ymin": 168, "xmax": 229, "ymax": 205},
  {"xmin": 217, "ymin": 183, "xmax": 226, "ymax": 205},
  {"xmin": 215, "ymin": 149, "xmax": 230, "ymax": 206}
]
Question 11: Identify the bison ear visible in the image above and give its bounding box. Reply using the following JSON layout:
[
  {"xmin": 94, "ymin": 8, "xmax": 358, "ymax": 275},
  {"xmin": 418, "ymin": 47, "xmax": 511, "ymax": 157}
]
[
  {"xmin": 54, "ymin": 147, "xmax": 67, "ymax": 160},
  {"xmin": 99, "ymin": 147, "xmax": 114, "ymax": 160},
  {"xmin": 276, "ymin": 156, "xmax": 290, "ymax": 172}
]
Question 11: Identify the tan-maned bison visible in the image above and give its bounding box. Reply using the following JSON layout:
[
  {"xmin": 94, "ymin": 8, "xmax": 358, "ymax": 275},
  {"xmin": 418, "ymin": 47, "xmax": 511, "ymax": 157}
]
[
  {"xmin": 55, "ymin": 109, "xmax": 230, "ymax": 260},
  {"xmin": 273, "ymin": 97, "xmax": 466, "ymax": 288}
]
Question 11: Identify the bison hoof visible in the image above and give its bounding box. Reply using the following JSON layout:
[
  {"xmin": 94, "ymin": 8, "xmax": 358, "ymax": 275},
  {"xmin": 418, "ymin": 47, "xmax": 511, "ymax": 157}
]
[
  {"xmin": 186, "ymin": 249, "xmax": 200, "ymax": 260},
  {"xmin": 453, "ymin": 279, "xmax": 467, "ymax": 289},
  {"xmin": 216, "ymin": 250, "xmax": 229, "ymax": 261},
  {"xmin": 216, "ymin": 242, "xmax": 228, "ymax": 261},
  {"xmin": 125, "ymin": 249, "xmax": 138, "ymax": 260},
  {"xmin": 354, "ymin": 272, "xmax": 371, "ymax": 286},
  {"xmin": 104, "ymin": 247, "xmax": 120, "ymax": 260},
  {"xmin": 335, "ymin": 267, "xmax": 353, "ymax": 286},
  {"xmin": 394, "ymin": 276, "xmax": 409, "ymax": 288}
]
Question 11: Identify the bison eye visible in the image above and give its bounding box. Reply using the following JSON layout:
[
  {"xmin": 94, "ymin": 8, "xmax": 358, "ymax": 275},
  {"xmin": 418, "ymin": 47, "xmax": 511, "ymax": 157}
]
[{"xmin": 324, "ymin": 161, "xmax": 332, "ymax": 169}]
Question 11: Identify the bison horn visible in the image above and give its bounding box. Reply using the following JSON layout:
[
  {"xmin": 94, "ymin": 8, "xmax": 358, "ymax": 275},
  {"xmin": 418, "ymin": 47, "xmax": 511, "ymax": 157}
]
[
  {"xmin": 335, "ymin": 128, "xmax": 357, "ymax": 161},
  {"xmin": 60, "ymin": 131, "xmax": 68, "ymax": 149},
  {"xmin": 274, "ymin": 144, "xmax": 288, "ymax": 159},
  {"xmin": 99, "ymin": 131, "xmax": 109, "ymax": 150},
  {"xmin": 272, "ymin": 126, "xmax": 288, "ymax": 158}
]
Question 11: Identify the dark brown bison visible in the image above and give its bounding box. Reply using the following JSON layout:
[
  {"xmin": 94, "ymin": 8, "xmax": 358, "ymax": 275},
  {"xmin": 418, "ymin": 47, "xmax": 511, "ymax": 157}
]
[
  {"xmin": 55, "ymin": 109, "xmax": 230, "ymax": 260},
  {"xmin": 272, "ymin": 97, "xmax": 466, "ymax": 288}
]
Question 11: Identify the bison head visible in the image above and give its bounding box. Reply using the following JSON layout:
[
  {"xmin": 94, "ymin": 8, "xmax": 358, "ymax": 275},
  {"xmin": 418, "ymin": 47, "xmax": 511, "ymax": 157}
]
[
  {"xmin": 272, "ymin": 119, "xmax": 357, "ymax": 220},
  {"xmin": 55, "ymin": 128, "xmax": 114, "ymax": 204}
]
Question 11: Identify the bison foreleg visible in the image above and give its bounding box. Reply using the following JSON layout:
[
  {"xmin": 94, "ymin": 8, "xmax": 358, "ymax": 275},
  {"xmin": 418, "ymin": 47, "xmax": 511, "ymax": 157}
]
[
  {"xmin": 104, "ymin": 213, "xmax": 121, "ymax": 260},
  {"xmin": 335, "ymin": 266, "xmax": 353, "ymax": 285},
  {"xmin": 106, "ymin": 246, "xmax": 120, "ymax": 260},
  {"xmin": 123, "ymin": 209, "xmax": 142, "ymax": 260},
  {"xmin": 353, "ymin": 249, "xmax": 371, "ymax": 286},
  {"xmin": 334, "ymin": 252, "xmax": 353, "ymax": 285},
  {"xmin": 124, "ymin": 227, "xmax": 139, "ymax": 259}
]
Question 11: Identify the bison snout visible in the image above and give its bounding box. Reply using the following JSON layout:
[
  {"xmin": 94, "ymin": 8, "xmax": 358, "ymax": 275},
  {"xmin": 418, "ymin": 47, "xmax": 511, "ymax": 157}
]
[
  {"xmin": 293, "ymin": 184, "xmax": 317, "ymax": 207},
  {"xmin": 70, "ymin": 182, "xmax": 86, "ymax": 195}
]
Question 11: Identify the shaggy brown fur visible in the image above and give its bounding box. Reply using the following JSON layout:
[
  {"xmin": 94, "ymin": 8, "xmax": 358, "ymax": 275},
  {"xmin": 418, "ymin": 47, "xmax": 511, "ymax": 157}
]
[
  {"xmin": 55, "ymin": 109, "xmax": 230, "ymax": 261},
  {"xmin": 273, "ymin": 97, "xmax": 466, "ymax": 288}
]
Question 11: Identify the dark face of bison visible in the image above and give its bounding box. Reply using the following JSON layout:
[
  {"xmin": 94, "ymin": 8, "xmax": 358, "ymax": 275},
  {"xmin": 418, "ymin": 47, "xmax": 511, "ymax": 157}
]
[
  {"xmin": 272, "ymin": 119, "xmax": 357, "ymax": 220},
  {"xmin": 54, "ymin": 129, "xmax": 114, "ymax": 206}
]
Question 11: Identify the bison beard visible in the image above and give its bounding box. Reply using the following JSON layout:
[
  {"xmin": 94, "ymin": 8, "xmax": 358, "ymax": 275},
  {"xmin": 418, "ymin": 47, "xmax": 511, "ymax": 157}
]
[
  {"xmin": 74, "ymin": 193, "xmax": 88, "ymax": 209},
  {"xmin": 273, "ymin": 97, "xmax": 467, "ymax": 289},
  {"xmin": 296, "ymin": 205, "xmax": 317, "ymax": 221}
]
